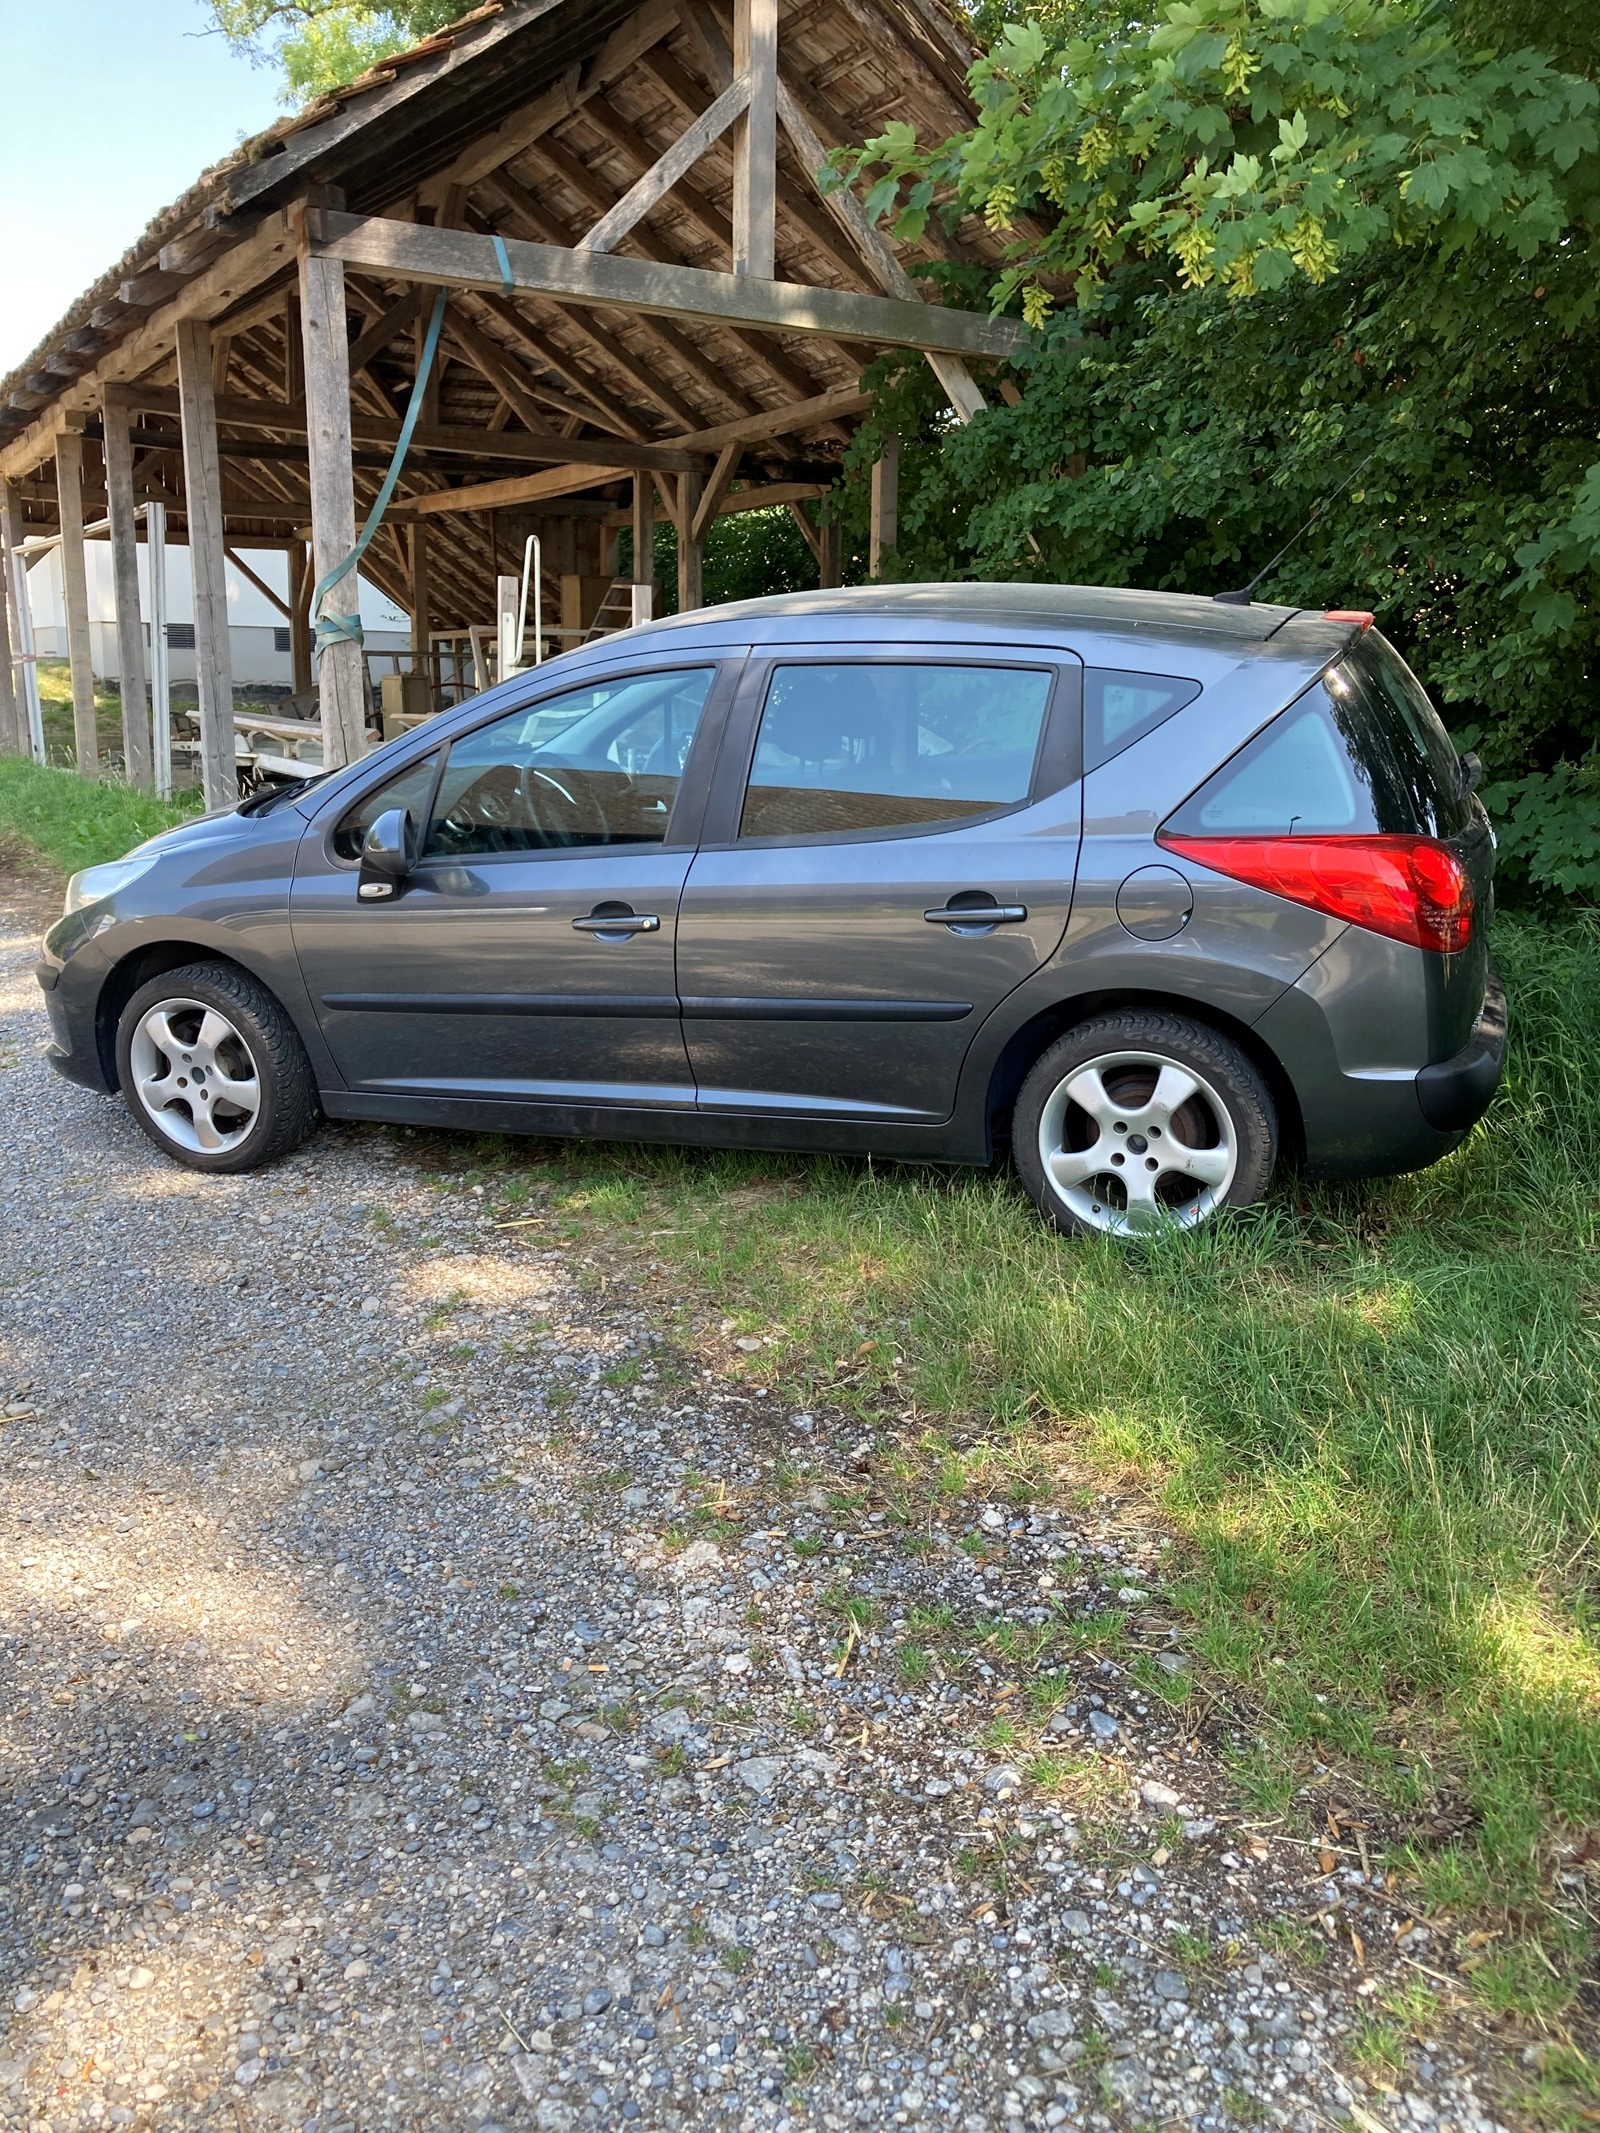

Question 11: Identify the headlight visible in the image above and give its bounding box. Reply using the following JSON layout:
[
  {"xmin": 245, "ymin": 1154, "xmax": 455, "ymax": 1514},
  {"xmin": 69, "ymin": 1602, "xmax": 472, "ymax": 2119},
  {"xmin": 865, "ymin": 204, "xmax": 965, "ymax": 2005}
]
[{"xmin": 62, "ymin": 855, "xmax": 158, "ymax": 916}]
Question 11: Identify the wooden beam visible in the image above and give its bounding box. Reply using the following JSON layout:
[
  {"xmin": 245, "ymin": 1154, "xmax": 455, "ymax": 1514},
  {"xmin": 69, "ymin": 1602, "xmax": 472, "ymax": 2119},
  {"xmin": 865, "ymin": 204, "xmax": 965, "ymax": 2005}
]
[
  {"xmin": 678, "ymin": 384, "xmax": 869, "ymax": 450},
  {"xmin": 390, "ymin": 464, "xmax": 631, "ymax": 518},
  {"xmin": 287, "ymin": 539, "xmax": 313, "ymax": 695},
  {"xmin": 732, "ymin": 0, "xmax": 778, "ymax": 279},
  {"xmin": 308, "ymin": 211, "xmax": 1029, "ymax": 362},
  {"xmin": 174, "ymin": 319, "xmax": 236, "ymax": 808},
  {"xmin": 411, "ymin": 522, "xmax": 432, "ymax": 698},
  {"xmin": 631, "ymin": 471, "xmax": 655, "ymax": 623},
  {"xmin": 818, "ymin": 510, "xmax": 842, "ymax": 588},
  {"xmin": 53, "ymin": 432, "xmax": 99, "ymax": 775},
  {"xmin": 347, "ymin": 286, "xmax": 430, "ymax": 376},
  {"xmin": 442, "ymin": 312, "xmax": 554, "ymax": 438},
  {"xmin": 786, "ymin": 496, "xmax": 822, "ymax": 562},
  {"xmin": 579, "ymin": 77, "xmax": 750, "ymax": 257},
  {"xmin": 678, "ymin": 471, "xmax": 704, "ymax": 612},
  {"xmin": 870, "ymin": 435, "xmax": 900, "ymax": 578},
  {"xmin": 224, "ymin": 546, "xmax": 292, "ymax": 620},
  {"xmin": 465, "ymin": 292, "xmax": 650, "ymax": 441},
  {"xmin": 103, "ymin": 387, "xmax": 154, "ymax": 787},
  {"xmin": 691, "ymin": 443, "xmax": 741, "ymax": 544},
  {"xmin": 296, "ymin": 210, "xmax": 366, "ymax": 774}
]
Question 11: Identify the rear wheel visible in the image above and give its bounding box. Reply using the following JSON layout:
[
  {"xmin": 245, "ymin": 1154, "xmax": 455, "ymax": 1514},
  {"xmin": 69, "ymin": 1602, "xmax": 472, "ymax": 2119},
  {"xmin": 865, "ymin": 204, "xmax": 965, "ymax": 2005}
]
[
  {"xmin": 115, "ymin": 962, "xmax": 320, "ymax": 1173},
  {"xmin": 1013, "ymin": 1011, "xmax": 1276, "ymax": 1237}
]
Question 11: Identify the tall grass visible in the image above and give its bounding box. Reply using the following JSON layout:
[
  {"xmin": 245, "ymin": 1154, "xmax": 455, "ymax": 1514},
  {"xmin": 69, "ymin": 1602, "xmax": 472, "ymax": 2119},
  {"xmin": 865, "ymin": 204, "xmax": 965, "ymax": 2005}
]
[{"xmin": 0, "ymin": 757, "xmax": 201, "ymax": 876}]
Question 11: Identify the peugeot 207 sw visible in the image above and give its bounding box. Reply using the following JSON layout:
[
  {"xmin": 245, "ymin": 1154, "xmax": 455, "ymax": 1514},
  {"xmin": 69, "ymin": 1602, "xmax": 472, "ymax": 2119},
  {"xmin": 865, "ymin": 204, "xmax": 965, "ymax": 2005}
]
[{"xmin": 36, "ymin": 585, "xmax": 1506, "ymax": 1236}]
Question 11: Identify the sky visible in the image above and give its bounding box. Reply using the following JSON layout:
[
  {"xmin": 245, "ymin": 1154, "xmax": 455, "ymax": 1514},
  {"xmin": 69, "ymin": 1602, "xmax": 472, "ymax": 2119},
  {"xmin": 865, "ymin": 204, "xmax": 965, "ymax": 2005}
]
[{"xmin": 0, "ymin": 0, "xmax": 288, "ymax": 378}]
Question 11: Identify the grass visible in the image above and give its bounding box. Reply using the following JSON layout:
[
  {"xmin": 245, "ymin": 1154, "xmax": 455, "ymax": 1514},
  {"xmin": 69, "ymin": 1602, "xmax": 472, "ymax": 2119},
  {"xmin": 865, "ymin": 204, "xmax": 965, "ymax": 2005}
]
[
  {"xmin": 422, "ymin": 915, "xmax": 1599, "ymax": 2032},
  {"xmin": 0, "ymin": 753, "xmax": 199, "ymax": 877}
]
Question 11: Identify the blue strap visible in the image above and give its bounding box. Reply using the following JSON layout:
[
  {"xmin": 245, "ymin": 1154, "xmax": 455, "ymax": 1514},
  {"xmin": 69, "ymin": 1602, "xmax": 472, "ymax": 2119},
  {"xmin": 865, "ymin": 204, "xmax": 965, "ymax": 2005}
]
[
  {"xmin": 310, "ymin": 284, "xmax": 449, "ymax": 664},
  {"xmin": 492, "ymin": 233, "xmax": 515, "ymax": 299}
]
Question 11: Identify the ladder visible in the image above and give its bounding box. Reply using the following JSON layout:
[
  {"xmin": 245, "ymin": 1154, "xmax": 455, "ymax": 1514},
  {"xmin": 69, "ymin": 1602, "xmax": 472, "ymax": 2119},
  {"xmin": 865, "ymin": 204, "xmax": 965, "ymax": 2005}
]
[{"xmin": 583, "ymin": 577, "xmax": 638, "ymax": 642}]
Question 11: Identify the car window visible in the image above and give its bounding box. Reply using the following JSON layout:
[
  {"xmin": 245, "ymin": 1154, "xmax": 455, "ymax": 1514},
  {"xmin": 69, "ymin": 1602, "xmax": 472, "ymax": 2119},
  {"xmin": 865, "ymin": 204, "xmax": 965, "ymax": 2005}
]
[
  {"xmin": 331, "ymin": 751, "xmax": 440, "ymax": 861},
  {"xmin": 739, "ymin": 662, "xmax": 1052, "ymax": 841},
  {"xmin": 1084, "ymin": 669, "xmax": 1200, "ymax": 771},
  {"xmin": 1164, "ymin": 648, "xmax": 1470, "ymax": 841},
  {"xmin": 422, "ymin": 668, "xmax": 716, "ymax": 857}
]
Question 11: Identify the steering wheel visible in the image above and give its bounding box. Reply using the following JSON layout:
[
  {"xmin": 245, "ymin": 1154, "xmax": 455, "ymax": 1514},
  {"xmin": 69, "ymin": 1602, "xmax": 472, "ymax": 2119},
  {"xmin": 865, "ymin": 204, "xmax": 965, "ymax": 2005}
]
[
  {"xmin": 516, "ymin": 762, "xmax": 615, "ymax": 843},
  {"xmin": 439, "ymin": 763, "xmax": 522, "ymax": 844}
]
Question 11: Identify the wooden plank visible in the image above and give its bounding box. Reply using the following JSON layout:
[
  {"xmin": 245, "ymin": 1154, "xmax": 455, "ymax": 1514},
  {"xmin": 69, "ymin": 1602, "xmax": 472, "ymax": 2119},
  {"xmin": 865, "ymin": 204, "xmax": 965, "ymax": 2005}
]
[
  {"xmin": 309, "ymin": 211, "xmax": 1029, "ymax": 361},
  {"xmin": 733, "ymin": 0, "xmax": 778, "ymax": 279},
  {"xmin": 54, "ymin": 432, "xmax": 99, "ymax": 776},
  {"xmin": 786, "ymin": 497, "xmax": 821, "ymax": 562},
  {"xmin": 102, "ymin": 386, "xmax": 154, "ymax": 787},
  {"xmin": 579, "ymin": 77, "xmax": 750, "ymax": 256},
  {"xmin": 818, "ymin": 510, "xmax": 842, "ymax": 588},
  {"xmin": 631, "ymin": 471, "xmax": 654, "ymax": 623},
  {"xmin": 677, "ymin": 384, "xmax": 869, "ymax": 450},
  {"xmin": 691, "ymin": 443, "xmax": 741, "ymax": 544},
  {"xmin": 174, "ymin": 318, "xmax": 237, "ymax": 807},
  {"xmin": 295, "ymin": 223, "xmax": 366, "ymax": 774},
  {"xmin": 347, "ymin": 286, "xmax": 430, "ymax": 376},
  {"xmin": 870, "ymin": 434, "xmax": 900, "ymax": 577},
  {"xmin": 466, "ymin": 293, "xmax": 650, "ymax": 441},
  {"xmin": 410, "ymin": 521, "xmax": 431, "ymax": 689}
]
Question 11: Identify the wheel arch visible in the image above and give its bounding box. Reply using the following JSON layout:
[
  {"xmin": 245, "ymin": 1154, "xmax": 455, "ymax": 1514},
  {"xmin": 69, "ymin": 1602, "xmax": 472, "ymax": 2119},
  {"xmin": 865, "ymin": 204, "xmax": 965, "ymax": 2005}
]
[
  {"xmin": 982, "ymin": 988, "xmax": 1305, "ymax": 1169},
  {"xmin": 95, "ymin": 940, "xmax": 274, "ymax": 1093}
]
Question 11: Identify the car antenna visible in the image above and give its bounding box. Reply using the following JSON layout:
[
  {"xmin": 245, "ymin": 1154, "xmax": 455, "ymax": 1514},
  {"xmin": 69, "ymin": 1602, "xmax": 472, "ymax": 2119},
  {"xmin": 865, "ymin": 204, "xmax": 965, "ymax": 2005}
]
[{"xmin": 1212, "ymin": 446, "xmax": 1381, "ymax": 606}]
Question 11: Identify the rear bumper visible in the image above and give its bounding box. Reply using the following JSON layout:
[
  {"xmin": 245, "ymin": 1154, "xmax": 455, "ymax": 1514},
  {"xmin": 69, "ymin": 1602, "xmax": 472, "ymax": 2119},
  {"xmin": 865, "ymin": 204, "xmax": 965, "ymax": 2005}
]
[{"xmin": 1415, "ymin": 964, "xmax": 1506, "ymax": 1132}]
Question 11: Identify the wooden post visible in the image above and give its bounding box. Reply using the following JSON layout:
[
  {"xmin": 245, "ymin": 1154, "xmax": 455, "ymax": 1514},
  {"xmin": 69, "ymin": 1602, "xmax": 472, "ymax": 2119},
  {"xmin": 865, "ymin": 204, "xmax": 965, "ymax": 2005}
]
[
  {"xmin": 818, "ymin": 514, "xmax": 842, "ymax": 590},
  {"xmin": 102, "ymin": 387, "xmax": 153, "ymax": 789},
  {"xmin": 3, "ymin": 483, "xmax": 44, "ymax": 761},
  {"xmin": 286, "ymin": 539, "xmax": 313, "ymax": 697},
  {"xmin": 297, "ymin": 203, "xmax": 367, "ymax": 769},
  {"xmin": 732, "ymin": 0, "xmax": 778, "ymax": 279},
  {"xmin": 146, "ymin": 501, "xmax": 172, "ymax": 798},
  {"xmin": 630, "ymin": 472, "xmax": 655, "ymax": 625},
  {"xmin": 869, "ymin": 436, "xmax": 900, "ymax": 579},
  {"xmin": 54, "ymin": 430, "xmax": 99, "ymax": 775},
  {"xmin": 410, "ymin": 522, "xmax": 432, "ymax": 707},
  {"xmin": 174, "ymin": 317, "xmax": 237, "ymax": 809},
  {"xmin": 677, "ymin": 472, "xmax": 704, "ymax": 613},
  {"xmin": 0, "ymin": 483, "xmax": 16, "ymax": 755}
]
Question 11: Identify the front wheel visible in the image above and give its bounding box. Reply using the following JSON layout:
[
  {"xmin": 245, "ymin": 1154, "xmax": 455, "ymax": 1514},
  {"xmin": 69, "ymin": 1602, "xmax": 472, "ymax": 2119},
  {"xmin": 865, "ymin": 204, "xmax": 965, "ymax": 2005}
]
[
  {"xmin": 1013, "ymin": 1011, "xmax": 1276, "ymax": 1237},
  {"xmin": 115, "ymin": 962, "xmax": 321, "ymax": 1173}
]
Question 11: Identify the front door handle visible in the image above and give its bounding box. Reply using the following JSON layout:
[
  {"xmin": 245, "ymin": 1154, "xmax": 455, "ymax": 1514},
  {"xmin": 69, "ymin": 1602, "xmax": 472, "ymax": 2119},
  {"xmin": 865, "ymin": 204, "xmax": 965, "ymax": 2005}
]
[
  {"xmin": 572, "ymin": 904, "xmax": 661, "ymax": 937},
  {"xmin": 924, "ymin": 902, "xmax": 1028, "ymax": 926}
]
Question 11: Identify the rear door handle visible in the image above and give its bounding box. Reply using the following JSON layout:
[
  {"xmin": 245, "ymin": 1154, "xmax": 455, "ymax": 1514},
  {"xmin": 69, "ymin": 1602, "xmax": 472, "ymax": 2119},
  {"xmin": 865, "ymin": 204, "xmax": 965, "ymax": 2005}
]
[
  {"xmin": 924, "ymin": 903, "xmax": 1028, "ymax": 926},
  {"xmin": 572, "ymin": 909, "xmax": 660, "ymax": 935}
]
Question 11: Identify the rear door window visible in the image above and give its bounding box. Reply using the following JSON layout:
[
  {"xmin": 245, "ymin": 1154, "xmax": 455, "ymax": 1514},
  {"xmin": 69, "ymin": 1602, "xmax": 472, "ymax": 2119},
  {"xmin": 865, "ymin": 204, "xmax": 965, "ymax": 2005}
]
[
  {"xmin": 738, "ymin": 662, "xmax": 1053, "ymax": 841},
  {"xmin": 1164, "ymin": 636, "xmax": 1468, "ymax": 839}
]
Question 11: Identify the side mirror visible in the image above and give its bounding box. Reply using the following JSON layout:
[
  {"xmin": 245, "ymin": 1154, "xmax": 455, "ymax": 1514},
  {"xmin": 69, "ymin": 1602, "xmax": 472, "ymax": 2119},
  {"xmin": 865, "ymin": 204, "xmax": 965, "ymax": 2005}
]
[
  {"xmin": 1459, "ymin": 749, "xmax": 1483, "ymax": 796},
  {"xmin": 357, "ymin": 808, "xmax": 416, "ymax": 901}
]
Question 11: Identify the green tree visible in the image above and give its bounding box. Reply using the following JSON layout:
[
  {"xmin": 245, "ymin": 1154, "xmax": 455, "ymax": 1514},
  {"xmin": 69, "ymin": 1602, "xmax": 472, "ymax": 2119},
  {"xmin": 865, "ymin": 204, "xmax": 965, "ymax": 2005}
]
[
  {"xmin": 833, "ymin": 0, "xmax": 1600, "ymax": 894},
  {"xmin": 206, "ymin": 0, "xmax": 462, "ymax": 104}
]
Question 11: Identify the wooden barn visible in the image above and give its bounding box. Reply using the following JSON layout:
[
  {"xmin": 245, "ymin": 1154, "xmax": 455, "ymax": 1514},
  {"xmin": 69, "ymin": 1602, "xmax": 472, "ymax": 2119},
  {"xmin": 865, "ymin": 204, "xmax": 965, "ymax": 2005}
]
[{"xmin": 0, "ymin": 0, "xmax": 1025, "ymax": 807}]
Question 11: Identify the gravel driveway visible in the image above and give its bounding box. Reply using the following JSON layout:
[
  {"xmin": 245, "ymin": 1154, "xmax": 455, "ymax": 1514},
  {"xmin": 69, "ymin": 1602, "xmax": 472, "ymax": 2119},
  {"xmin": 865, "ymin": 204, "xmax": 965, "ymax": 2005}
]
[{"xmin": 0, "ymin": 858, "xmax": 1510, "ymax": 2133}]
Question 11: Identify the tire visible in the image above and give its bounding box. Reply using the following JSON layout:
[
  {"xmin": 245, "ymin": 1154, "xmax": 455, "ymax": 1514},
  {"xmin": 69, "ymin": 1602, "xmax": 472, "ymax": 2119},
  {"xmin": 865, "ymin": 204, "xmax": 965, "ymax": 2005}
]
[
  {"xmin": 1013, "ymin": 1011, "xmax": 1276, "ymax": 1237},
  {"xmin": 114, "ymin": 961, "xmax": 321, "ymax": 1174}
]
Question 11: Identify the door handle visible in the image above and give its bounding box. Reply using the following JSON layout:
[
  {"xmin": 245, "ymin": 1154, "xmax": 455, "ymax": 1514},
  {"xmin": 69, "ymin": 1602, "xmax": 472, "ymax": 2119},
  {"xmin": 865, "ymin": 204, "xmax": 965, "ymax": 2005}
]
[
  {"xmin": 924, "ymin": 903, "xmax": 1028, "ymax": 926},
  {"xmin": 572, "ymin": 908, "xmax": 661, "ymax": 936}
]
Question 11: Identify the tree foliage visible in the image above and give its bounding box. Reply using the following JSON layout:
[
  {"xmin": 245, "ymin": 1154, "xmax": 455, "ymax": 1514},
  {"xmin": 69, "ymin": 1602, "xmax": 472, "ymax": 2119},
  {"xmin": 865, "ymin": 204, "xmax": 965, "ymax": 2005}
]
[
  {"xmin": 206, "ymin": 0, "xmax": 461, "ymax": 104},
  {"xmin": 829, "ymin": 0, "xmax": 1600, "ymax": 895}
]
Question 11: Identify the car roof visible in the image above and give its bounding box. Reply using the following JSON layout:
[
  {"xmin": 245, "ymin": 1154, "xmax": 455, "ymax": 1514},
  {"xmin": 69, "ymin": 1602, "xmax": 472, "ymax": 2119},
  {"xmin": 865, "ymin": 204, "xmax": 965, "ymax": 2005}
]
[{"xmin": 627, "ymin": 582, "xmax": 1312, "ymax": 650}]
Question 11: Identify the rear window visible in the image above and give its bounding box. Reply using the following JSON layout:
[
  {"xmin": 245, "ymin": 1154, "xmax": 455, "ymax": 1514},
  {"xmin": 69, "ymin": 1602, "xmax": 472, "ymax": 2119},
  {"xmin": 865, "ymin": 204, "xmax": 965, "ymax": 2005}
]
[{"xmin": 1164, "ymin": 635, "xmax": 1469, "ymax": 840}]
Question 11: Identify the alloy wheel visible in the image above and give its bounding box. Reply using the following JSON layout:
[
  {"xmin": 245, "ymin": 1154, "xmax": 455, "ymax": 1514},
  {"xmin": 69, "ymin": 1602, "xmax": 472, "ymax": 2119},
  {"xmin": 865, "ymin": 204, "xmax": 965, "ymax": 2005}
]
[
  {"xmin": 127, "ymin": 997, "xmax": 263, "ymax": 1157},
  {"xmin": 1036, "ymin": 1048, "xmax": 1238, "ymax": 1235}
]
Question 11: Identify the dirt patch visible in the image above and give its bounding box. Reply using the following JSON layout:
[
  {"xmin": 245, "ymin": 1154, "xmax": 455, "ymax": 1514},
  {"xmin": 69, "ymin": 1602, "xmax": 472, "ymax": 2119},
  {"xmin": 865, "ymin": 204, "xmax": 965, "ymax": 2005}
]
[{"xmin": 0, "ymin": 835, "xmax": 63, "ymax": 935}]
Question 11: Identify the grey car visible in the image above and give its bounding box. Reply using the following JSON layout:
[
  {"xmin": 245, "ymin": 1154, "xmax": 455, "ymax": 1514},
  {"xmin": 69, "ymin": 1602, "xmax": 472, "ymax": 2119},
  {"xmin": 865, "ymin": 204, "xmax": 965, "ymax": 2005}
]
[{"xmin": 37, "ymin": 585, "xmax": 1505, "ymax": 1236}]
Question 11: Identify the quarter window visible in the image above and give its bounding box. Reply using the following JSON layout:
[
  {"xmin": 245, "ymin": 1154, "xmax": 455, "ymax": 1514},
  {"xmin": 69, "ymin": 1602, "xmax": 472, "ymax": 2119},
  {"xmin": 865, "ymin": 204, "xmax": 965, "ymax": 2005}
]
[
  {"xmin": 1084, "ymin": 669, "xmax": 1200, "ymax": 770},
  {"xmin": 739, "ymin": 662, "xmax": 1052, "ymax": 841},
  {"xmin": 421, "ymin": 668, "xmax": 716, "ymax": 857}
]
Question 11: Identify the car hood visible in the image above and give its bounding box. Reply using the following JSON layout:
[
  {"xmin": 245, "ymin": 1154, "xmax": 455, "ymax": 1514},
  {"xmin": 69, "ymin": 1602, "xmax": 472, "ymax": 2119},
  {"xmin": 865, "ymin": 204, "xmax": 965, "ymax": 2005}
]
[{"xmin": 129, "ymin": 807, "xmax": 251, "ymax": 862}]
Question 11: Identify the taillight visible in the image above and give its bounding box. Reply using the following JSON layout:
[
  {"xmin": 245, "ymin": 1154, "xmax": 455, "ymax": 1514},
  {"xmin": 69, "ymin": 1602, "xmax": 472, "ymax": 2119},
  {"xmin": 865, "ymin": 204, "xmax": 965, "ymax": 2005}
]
[{"xmin": 1158, "ymin": 832, "xmax": 1473, "ymax": 953}]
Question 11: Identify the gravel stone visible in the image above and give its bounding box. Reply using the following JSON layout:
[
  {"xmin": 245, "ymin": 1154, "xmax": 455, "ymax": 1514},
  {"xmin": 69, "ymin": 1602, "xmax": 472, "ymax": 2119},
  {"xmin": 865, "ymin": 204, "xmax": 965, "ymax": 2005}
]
[{"xmin": 0, "ymin": 866, "xmax": 1514, "ymax": 2133}]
